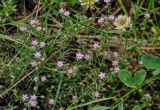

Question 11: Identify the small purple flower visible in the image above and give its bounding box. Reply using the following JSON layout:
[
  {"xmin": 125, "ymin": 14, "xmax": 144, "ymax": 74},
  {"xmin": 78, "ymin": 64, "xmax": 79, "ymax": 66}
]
[
  {"xmin": 30, "ymin": 95, "xmax": 37, "ymax": 101},
  {"xmin": 104, "ymin": 0, "xmax": 111, "ymax": 3},
  {"xmin": 34, "ymin": 52, "xmax": 41, "ymax": 59},
  {"xmin": 41, "ymin": 75, "xmax": 47, "ymax": 82},
  {"xmin": 94, "ymin": 91, "xmax": 100, "ymax": 98},
  {"xmin": 114, "ymin": 67, "xmax": 120, "ymax": 73},
  {"xmin": 32, "ymin": 40, "xmax": 38, "ymax": 46},
  {"xmin": 76, "ymin": 52, "xmax": 84, "ymax": 60},
  {"xmin": 48, "ymin": 99, "xmax": 55, "ymax": 105},
  {"xmin": 29, "ymin": 100, "xmax": 37, "ymax": 107},
  {"xmin": 57, "ymin": 61, "xmax": 64, "ymax": 67},
  {"xmin": 93, "ymin": 42, "xmax": 100, "ymax": 50},
  {"xmin": 98, "ymin": 72, "xmax": 106, "ymax": 79},
  {"xmin": 19, "ymin": 26, "xmax": 27, "ymax": 32},
  {"xmin": 30, "ymin": 61, "xmax": 37, "ymax": 67},
  {"xmin": 112, "ymin": 60, "xmax": 118, "ymax": 66},
  {"xmin": 39, "ymin": 42, "xmax": 46, "ymax": 47},
  {"xmin": 22, "ymin": 94, "xmax": 29, "ymax": 101},
  {"xmin": 144, "ymin": 93, "xmax": 151, "ymax": 99},
  {"xmin": 84, "ymin": 54, "xmax": 91, "ymax": 60}
]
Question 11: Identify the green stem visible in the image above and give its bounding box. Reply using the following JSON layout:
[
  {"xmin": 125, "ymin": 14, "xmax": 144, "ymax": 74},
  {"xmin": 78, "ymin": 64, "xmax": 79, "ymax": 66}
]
[
  {"xmin": 67, "ymin": 97, "xmax": 114, "ymax": 110},
  {"xmin": 118, "ymin": 0, "xmax": 128, "ymax": 16}
]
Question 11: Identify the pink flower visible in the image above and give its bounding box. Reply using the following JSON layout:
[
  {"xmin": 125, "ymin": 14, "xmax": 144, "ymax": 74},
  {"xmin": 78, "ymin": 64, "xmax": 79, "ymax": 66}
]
[
  {"xmin": 67, "ymin": 66, "xmax": 78, "ymax": 74},
  {"xmin": 112, "ymin": 60, "xmax": 118, "ymax": 66},
  {"xmin": 98, "ymin": 72, "xmax": 106, "ymax": 79},
  {"xmin": 108, "ymin": 15, "xmax": 115, "ymax": 21},
  {"xmin": 32, "ymin": 40, "xmax": 38, "ymax": 46},
  {"xmin": 39, "ymin": 42, "xmax": 46, "ymax": 47},
  {"xmin": 144, "ymin": 93, "xmax": 151, "ymax": 99},
  {"xmin": 59, "ymin": 8, "xmax": 70, "ymax": 16},
  {"xmin": 41, "ymin": 75, "xmax": 47, "ymax": 82},
  {"xmin": 22, "ymin": 94, "xmax": 29, "ymax": 101},
  {"xmin": 94, "ymin": 91, "xmax": 100, "ymax": 98},
  {"xmin": 64, "ymin": 11, "xmax": 70, "ymax": 16},
  {"xmin": 30, "ymin": 61, "xmax": 37, "ymax": 67},
  {"xmin": 113, "ymin": 51, "xmax": 119, "ymax": 57},
  {"xmin": 19, "ymin": 26, "xmax": 27, "ymax": 32},
  {"xmin": 76, "ymin": 52, "xmax": 84, "ymax": 60},
  {"xmin": 34, "ymin": 52, "xmax": 41, "ymax": 59},
  {"xmin": 98, "ymin": 17, "xmax": 105, "ymax": 24},
  {"xmin": 93, "ymin": 42, "xmax": 100, "ymax": 50},
  {"xmin": 29, "ymin": 100, "xmax": 37, "ymax": 107},
  {"xmin": 84, "ymin": 54, "xmax": 91, "ymax": 60},
  {"xmin": 48, "ymin": 99, "xmax": 55, "ymax": 105},
  {"xmin": 104, "ymin": 0, "xmax": 111, "ymax": 3},
  {"xmin": 114, "ymin": 67, "xmax": 120, "ymax": 73},
  {"xmin": 30, "ymin": 95, "xmax": 37, "ymax": 101},
  {"xmin": 57, "ymin": 61, "xmax": 64, "ymax": 67},
  {"xmin": 29, "ymin": 19, "xmax": 39, "ymax": 25},
  {"xmin": 60, "ymin": 8, "xmax": 65, "ymax": 13},
  {"xmin": 67, "ymin": 68, "xmax": 74, "ymax": 74}
]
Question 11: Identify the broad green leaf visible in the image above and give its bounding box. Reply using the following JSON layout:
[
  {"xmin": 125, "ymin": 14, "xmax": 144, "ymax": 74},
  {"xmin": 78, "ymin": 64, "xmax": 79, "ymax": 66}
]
[
  {"xmin": 132, "ymin": 105, "xmax": 141, "ymax": 110},
  {"xmin": 133, "ymin": 69, "xmax": 146, "ymax": 86},
  {"xmin": 118, "ymin": 69, "xmax": 133, "ymax": 87},
  {"xmin": 92, "ymin": 106, "xmax": 108, "ymax": 110},
  {"xmin": 153, "ymin": 68, "xmax": 160, "ymax": 76},
  {"xmin": 141, "ymin": 54, "xmax": 160, "ymax": 69},
  {"xmin": 118, "ymin": 102, "xmax": 123, "ymax": 110}
]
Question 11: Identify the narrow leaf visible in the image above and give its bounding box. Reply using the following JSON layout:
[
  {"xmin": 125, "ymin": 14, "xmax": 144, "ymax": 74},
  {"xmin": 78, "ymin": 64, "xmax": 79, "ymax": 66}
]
[
  {"xmin": 153, "ymin": 68, "xmax": 160, "ymax": 76},
  {"xmin": 92, "ymin": 106, "xmax": 109, "ymax": 110},
  {"xmin": 0, "ymin": 34, "xmax": 20, "ymax": 44},
  {"xmin": 118, "ymin": 102, "xmax": 123, "ymax": 110}
]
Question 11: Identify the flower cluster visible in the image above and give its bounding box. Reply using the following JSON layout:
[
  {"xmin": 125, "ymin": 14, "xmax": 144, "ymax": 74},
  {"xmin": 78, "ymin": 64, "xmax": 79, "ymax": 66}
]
[
  {"xmin": 76, "ymin": 52, "xmax": 91, "ymax": 60},
  {"xmin": 19, "ymin": 26, "xmax": 27, "ymax": 32},
  {"xmin": 21, "ymin": 94, "xmax": 38, "ymax": 107},
  {"xmin": 67, "ymin": 66, "xmax": 78, "ymax": 75},
  {"xmin": 30, "ymin": 40, "xmax": 46, "ymax": 67},
  {"xmin": 19, "ymin": 19, "xmax": 46, "ymax": 32},
  {"xmin": 112, "ymin": 60, "xmax": 120, "ymax": 73},
  {"xmin": 21, "ymin": 94, "xmax": 55, "ymax": 107},
  {"xmin": 97, "ymin": 15, "xmax": 115, "ymax": 24},
  {"xmin": 60, "ymin": 8, "xmax": 70, "ymax": 16},
  {"xmin": 79, "ymin": 0, "xmax": 98, "ymax": 10}
]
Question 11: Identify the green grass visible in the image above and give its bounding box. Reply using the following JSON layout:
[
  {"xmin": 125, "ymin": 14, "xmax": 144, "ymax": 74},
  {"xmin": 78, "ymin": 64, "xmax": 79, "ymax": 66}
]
[{"xmin": 0, "ymin": 0, "xmax": 160, "ymax": 110}]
